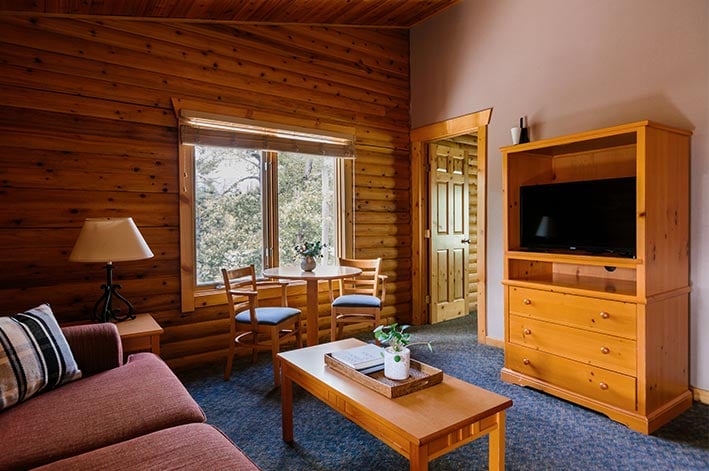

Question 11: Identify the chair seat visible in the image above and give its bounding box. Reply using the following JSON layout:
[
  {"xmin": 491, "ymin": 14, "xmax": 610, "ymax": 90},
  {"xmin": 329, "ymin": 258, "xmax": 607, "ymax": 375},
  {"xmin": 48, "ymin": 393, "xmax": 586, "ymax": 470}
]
[
  {"xmin": 332, "ymin": 294, "xmax": 382, "ymax": 308},
  {"xmin": 235, "ymin": 307, "xmax": 301, "ymax": 325}
]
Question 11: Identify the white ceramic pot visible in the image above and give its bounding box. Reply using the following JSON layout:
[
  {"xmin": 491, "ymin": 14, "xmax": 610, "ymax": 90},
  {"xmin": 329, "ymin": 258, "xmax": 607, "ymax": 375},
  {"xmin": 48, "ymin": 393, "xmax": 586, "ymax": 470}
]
[{"xmin": 383, "ymin": 346, "xmax": 410, "ymax": 380}]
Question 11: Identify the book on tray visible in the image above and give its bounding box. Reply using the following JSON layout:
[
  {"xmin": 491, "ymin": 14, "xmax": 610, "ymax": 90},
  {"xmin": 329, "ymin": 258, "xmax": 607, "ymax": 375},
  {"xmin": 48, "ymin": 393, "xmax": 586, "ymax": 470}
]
[{"xmin": 330, "ymin": 343, "xmax": 384, "ymax": 371}]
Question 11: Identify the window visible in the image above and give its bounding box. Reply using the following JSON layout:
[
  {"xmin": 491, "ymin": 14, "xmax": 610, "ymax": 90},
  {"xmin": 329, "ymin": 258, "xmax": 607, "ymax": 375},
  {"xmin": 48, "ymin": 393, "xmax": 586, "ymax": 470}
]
[
  {"xmin": 194, "ymin": 146, "xmax": 338, "ymax": 285},
  {"xmin": 176, "ymin": 105, "xmax": 355, "ymax": 311}
]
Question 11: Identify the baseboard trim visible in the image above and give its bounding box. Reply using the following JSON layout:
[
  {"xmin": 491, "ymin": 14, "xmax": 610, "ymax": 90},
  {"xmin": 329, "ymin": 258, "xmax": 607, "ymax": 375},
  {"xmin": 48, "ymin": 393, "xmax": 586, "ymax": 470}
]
[
  {"xmin": 691, "ymin": 386, "xmax": 709, "ymax": 404},
  {"xmin": 483, "ymin": 336, "xmax": 504, "ymax": 348}
]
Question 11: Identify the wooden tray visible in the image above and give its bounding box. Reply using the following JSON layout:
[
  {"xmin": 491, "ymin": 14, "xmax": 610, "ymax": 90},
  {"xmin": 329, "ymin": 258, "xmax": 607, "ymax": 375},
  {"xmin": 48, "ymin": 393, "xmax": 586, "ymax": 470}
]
[{"xmin": 324, "ymin": 352, "xmax": 443, "ymax": 398}]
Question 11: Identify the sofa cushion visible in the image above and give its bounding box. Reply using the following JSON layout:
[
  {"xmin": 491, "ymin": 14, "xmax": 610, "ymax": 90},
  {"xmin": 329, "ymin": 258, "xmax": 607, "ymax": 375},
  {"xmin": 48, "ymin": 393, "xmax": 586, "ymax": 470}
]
[
  {"xmin": 0, "ymin": 352, "xmax": 206, "ymax": 470},
  {"xmin": 0, "ymin": 304, "xmax": 81, "ymax": 410},
  {"xmin": 33, "ymin": 423, "xmax": 261, "ymax": 471}
]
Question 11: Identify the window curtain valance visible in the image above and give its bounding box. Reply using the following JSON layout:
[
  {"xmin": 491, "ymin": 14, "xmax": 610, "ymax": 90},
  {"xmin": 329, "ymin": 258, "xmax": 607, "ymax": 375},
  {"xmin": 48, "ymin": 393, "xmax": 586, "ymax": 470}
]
[{"xmin": 179, "ymin": 111, "xmax": 356, "ymax": 158}]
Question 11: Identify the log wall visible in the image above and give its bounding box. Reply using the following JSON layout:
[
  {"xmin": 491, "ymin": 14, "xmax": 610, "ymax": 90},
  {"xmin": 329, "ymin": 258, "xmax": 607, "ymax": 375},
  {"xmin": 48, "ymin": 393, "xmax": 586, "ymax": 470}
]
[{"xmin": 0, "ymin": 15, "xmax": 411, "ymax": 369}]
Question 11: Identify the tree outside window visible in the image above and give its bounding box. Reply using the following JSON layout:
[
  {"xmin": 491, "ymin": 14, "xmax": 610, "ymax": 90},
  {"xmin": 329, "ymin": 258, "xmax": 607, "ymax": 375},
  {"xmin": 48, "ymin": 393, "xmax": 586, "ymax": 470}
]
[{"xmin": 195, "ymin": 145, "xmax": 337, "ymax": 285}]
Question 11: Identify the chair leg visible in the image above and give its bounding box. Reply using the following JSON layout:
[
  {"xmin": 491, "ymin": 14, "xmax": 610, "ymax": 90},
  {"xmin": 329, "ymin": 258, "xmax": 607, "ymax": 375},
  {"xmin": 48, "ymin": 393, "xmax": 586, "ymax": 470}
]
[
  {"xmin": 295, "ymin": 319, "xmax": 303, "ymax": 348},
  {"xmin": 224, "ymin": 340, "xmax": 235, "ymax": 381},
  {"xmin": 271, "ymin": 326, "xmax": 281, "ymax": 387},
  {"xmin": 373, "ymin": 311, "xmax": 383, "ymax": 345},
  {"xmin": 330, "ymin": 309, "xmax": 338, "ymax": 342},
  {"xmin": 250, "ymin": 332, "xmax": 259, "ymax": 364}
]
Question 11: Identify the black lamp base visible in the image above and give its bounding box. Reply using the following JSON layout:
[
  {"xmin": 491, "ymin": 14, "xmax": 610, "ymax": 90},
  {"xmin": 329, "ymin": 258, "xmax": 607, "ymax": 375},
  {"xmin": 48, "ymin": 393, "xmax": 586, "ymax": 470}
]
[{"xmin": 93, "ymin": 263, "xmax": 136, "ymax": 323}]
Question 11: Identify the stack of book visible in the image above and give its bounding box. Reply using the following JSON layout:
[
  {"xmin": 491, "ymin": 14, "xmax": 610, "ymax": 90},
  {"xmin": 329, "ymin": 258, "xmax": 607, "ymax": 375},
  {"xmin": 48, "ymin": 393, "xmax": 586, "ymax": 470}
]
[{"xmin": 330, "ymin": 343, "xmax": 384, "ymax": 374}]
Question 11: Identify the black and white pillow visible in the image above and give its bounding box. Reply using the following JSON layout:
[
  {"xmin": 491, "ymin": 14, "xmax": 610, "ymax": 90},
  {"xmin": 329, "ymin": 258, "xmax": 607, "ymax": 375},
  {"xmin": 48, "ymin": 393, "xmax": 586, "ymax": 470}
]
[{"xmin": 0, "ymin": 304, "xmax": 82, "ymax": 410}]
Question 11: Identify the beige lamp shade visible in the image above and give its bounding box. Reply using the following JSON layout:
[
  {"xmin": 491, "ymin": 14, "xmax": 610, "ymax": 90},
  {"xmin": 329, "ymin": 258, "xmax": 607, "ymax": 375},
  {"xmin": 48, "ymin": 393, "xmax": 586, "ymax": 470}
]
[{"xmin": 69, "ymin": 217, "xmax": 154, "ymax": 263}]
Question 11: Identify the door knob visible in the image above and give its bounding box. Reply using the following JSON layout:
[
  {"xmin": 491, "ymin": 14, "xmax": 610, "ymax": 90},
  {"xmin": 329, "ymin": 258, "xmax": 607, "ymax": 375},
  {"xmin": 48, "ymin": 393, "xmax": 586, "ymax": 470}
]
[{"xmin": 461, "ymin": 238, "xmax": 471, "ymax": 244}]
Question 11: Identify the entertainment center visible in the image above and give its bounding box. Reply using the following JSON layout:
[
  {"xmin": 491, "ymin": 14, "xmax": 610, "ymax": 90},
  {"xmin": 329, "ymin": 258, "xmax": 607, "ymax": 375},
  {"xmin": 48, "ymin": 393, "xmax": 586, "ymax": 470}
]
[{"xmin": 500, "ymin": 120, "xmax": 692, "ymax": 434}]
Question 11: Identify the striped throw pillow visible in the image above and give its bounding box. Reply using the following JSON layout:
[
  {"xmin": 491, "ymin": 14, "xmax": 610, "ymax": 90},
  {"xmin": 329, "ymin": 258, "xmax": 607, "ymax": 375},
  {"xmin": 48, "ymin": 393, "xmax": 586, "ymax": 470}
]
[{"xmin": 0, "ymin": 304, "xmax": 82, "ymax": 410}]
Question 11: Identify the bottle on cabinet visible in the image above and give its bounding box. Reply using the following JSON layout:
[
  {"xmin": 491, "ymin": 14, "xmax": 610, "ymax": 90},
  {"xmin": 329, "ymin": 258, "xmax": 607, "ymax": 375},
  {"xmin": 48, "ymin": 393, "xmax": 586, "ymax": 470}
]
[{"xmin": 519, "ymin": 116, "xmax": 530, "ymax": 144}]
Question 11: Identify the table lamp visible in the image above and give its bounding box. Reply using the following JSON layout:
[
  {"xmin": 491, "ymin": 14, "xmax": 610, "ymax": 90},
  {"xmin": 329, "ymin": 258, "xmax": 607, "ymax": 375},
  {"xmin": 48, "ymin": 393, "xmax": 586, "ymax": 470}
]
[{"xmin": 69, "ymin": 217, "xmax": 154, "ymax": 323}]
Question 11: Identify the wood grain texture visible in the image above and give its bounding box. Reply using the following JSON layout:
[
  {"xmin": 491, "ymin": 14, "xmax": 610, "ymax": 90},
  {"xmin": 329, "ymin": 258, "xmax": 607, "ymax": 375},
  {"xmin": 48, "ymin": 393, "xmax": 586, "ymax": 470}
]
[
  {"xmin": 0, "ymin": 14, "xmax": 411, "ymax": 369},
  {"xmin": 0, "ymin": 0, "xmax": 461, "ymax": 27}
]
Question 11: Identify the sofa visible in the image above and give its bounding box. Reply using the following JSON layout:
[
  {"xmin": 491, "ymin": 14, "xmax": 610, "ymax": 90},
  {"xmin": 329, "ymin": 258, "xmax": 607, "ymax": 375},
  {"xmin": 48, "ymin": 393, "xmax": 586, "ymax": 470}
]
[{"xmin": 0, "ymin": 319, "xmax": 259, "ymax": 470}]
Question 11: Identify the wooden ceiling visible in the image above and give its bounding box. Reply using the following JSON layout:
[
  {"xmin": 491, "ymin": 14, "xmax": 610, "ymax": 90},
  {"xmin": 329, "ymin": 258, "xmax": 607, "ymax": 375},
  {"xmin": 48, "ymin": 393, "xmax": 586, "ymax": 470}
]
[{"xmin": 0, "ymin": 0, "xmax": 462, "ymax": 27}]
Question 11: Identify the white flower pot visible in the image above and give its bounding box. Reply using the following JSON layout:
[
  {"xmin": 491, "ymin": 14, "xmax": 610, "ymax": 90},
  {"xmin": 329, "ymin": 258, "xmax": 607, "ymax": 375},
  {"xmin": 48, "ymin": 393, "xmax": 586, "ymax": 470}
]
[{"xmin": 383, "ymin": 346, "xmax": 410, "ymax": 380}]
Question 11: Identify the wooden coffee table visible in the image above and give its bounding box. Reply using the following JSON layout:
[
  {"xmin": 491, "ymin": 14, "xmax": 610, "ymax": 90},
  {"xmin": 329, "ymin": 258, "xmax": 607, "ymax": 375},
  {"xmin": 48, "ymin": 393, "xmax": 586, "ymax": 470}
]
[{"xmin": 278, "ymin": 338, "xmax": 513, "ymax": 470}]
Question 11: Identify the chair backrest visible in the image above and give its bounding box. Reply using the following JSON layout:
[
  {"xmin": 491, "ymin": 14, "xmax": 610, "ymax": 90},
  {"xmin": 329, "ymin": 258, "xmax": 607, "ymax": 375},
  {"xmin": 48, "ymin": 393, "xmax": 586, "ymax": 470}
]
[
  {"xmin": 337, "ymin": 258, "xmax": 382, "ymax": 297},
  {"xmin": 221, "ymin": 265, "xmax": 291, "ymax": 315},
  {"xmin": 221, "ymin": 265, "xmax": 258, "ymax": 318}
]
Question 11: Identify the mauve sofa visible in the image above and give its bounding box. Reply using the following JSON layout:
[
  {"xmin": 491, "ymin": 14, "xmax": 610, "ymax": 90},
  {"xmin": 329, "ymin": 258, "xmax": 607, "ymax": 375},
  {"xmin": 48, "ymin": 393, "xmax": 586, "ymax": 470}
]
[{"xmin": 0, "ymin": 322, "xmax": 259, "ymax": 470}]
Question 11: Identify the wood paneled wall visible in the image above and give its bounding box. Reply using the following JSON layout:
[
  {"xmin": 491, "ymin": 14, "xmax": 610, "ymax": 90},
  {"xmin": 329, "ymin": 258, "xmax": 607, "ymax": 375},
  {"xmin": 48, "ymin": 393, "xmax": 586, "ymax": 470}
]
[{"xmin": 0, "ymin": 15, "xmax": 411, "ymax": 369}]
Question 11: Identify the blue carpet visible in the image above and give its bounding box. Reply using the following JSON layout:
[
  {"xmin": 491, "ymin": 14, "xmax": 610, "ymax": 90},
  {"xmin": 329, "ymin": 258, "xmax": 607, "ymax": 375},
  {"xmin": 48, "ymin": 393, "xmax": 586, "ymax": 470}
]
[{"xmin": 179, "ymin": 316, "xmax": 709, "ymax": 470}]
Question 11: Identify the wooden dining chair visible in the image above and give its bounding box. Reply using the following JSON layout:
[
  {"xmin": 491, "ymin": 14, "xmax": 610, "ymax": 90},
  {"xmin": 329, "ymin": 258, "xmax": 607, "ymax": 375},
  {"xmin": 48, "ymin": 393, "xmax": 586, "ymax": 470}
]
[
  {"xmin": 329, "ymin": 257, "xmax": 387, "ymax": 341},
  {"xmin": 221, "ymin": 265, "xmax": 302, "ymax": 386}
]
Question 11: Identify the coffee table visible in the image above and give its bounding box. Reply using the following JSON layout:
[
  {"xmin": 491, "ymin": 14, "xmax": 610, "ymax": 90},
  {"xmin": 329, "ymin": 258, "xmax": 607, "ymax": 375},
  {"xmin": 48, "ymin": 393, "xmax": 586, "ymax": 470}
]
[{"xmin": 278, "ymin": 338, "xmax": 513, "ymax": 470}]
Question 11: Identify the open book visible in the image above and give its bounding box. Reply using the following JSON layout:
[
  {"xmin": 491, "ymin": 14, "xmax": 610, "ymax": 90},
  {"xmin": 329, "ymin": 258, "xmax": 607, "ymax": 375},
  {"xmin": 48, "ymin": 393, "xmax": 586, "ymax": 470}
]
[{"xmin": 330, "ymin": 343, "xmax": 384, "ymax": 371}]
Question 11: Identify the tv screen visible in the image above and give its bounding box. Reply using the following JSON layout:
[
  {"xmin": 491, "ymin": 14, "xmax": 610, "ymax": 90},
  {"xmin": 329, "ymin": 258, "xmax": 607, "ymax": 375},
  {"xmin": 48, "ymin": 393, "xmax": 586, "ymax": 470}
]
[{"xmin": 520, "ymin": 177, "xmax": 636, "ymax": 257}]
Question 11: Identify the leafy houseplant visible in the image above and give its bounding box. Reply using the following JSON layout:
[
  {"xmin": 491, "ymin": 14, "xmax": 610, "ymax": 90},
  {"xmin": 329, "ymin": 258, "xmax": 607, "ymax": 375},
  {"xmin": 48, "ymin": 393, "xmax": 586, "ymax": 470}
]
[
  {"xmin": 374, "ymin": 323, "xmax": 432, "ymax": 380},
  {"xmin": 294, "ymin": 241, "xmax": 323, "ymax": 258}
]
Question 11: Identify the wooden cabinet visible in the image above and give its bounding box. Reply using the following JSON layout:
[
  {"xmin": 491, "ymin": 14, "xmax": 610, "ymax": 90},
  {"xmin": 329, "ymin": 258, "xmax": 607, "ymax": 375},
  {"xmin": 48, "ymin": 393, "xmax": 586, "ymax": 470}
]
[{"xmin": 500, "ymin": 121, "xmax": 692, "ymax": 434}]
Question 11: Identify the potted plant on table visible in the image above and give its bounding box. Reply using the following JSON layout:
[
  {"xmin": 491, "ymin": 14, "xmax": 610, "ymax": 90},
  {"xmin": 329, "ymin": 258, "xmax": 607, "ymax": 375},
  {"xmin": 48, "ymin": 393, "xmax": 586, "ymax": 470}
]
[
  {"xmin": 374, "ymin": 323, "xmax": 432, "ymax": 380},
  {"xmin": 294, "ymin": 241, "xmax": 323, "ymax": 272}
]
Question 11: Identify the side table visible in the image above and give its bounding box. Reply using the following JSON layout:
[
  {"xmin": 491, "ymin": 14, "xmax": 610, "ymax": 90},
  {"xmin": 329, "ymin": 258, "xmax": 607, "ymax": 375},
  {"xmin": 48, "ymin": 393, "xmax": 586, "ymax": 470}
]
[{"xmin": 115, "ymin": 313, "xmax": 164, "ymax": 356}]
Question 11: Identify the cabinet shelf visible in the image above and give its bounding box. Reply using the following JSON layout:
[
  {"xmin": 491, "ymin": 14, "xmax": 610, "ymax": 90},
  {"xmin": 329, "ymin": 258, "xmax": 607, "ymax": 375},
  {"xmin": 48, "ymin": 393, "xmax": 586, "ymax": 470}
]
[{"xmin": 506, "ymin": 251, "xmax": 641, "ymax": 269}]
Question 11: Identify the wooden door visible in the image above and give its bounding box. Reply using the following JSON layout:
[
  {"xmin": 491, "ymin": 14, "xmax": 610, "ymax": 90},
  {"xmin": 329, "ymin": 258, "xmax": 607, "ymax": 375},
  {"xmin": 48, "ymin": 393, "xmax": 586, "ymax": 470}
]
[{"xmin": 429, "ymin": 142, "xmax": 470, "ymax": 323}]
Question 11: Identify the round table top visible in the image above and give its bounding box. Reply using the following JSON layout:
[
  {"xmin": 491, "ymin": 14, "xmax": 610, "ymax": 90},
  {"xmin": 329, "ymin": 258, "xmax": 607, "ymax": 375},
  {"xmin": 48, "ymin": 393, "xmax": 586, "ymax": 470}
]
[{"xmin": 263, "ymin": 265, "xmax": 362, "ymax": 281}]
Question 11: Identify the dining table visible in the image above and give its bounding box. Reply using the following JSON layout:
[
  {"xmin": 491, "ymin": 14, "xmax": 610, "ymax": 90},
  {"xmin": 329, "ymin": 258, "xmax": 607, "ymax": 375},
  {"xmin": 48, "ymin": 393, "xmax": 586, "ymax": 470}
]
[{"xmin": 262, "ymin": 264, "xmax": 362, "ymax": 346}]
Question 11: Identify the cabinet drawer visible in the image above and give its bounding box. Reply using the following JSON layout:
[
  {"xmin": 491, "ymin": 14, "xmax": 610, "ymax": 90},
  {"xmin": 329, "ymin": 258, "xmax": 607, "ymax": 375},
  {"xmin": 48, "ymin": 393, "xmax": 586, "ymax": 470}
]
[
  {"xmin": 509, "ymin": 287, "xmax": 636, "ymax": 339},
  {"xmin": 505, "ymin": 343, "xmax": 636, "ymax": 411},
  {"xmin": 509, "ymin": 315, "xmax": 636, "ymax": 375}
]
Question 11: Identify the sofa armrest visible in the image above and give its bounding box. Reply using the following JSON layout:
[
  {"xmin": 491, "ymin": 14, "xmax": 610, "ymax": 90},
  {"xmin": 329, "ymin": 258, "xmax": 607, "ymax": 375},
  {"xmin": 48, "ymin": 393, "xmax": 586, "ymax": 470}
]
[{"xmin": 62, "ymin": 323, "xmax": 123, "ymax": 376}]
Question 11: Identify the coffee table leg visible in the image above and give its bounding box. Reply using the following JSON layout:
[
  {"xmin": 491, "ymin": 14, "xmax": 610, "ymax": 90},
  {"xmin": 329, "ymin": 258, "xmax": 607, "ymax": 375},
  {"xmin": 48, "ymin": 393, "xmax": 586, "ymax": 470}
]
[
  {"xmin": 281, "ymin": 365, "xmax": 294, "ymax": 443},
  {"xmin": 409, "ymin": 442, "xmax": 428, "ymax": 471},
  {"xmin": 488, "ymin": 410, "xmax": 506, "ymax": 471}
]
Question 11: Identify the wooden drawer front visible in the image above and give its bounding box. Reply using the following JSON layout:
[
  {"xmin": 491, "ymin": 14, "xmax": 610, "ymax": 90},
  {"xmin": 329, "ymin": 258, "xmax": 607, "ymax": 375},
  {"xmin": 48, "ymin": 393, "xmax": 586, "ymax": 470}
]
[
  {"xmin": 509, "ymin": 287, "xmax": 636, "ymax": 339},
  {"xmin": 506, "ymin": 343, "xmax": 636, "ymax": 411},
  {"xmin": 509, "ymin": 315, "xmax": 636, "ymax": 375}
]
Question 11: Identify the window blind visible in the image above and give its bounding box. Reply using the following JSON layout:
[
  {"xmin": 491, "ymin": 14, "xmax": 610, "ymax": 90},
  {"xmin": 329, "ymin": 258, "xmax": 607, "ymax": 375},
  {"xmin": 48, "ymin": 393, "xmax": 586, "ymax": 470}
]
[{"xmin": 180, "ymin": 112, "xmax": 356, "ymax": 158}]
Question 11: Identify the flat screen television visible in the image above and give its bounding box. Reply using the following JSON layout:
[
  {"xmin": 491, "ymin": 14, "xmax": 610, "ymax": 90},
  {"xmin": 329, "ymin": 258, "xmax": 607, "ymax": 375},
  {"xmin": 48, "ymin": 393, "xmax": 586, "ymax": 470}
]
[{"xmin": 519, "ymin": 176, "xmax": 636, "ymax": 257}]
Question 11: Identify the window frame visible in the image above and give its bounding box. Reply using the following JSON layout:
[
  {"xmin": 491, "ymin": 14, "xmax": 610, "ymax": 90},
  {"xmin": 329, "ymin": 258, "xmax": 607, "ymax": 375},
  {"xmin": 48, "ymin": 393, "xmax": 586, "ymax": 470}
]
[{"xmin": 175, "ymin": 101, "xmax": 355, "ymax": 312}]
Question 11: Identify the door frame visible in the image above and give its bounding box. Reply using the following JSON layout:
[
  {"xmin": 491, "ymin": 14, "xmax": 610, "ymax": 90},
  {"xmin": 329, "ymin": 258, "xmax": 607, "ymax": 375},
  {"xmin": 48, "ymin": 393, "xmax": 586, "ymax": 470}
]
[{"xmin": 410, "ymin": 108, "xmax": 492, "ymax": 343}]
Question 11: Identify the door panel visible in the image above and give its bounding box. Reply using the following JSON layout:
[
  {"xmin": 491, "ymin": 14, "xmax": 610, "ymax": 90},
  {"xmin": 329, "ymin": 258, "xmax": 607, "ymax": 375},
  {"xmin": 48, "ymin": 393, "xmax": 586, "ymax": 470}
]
[{"xmin": 430, "ymin": 142, "xmax": 469, "ymax": 323}]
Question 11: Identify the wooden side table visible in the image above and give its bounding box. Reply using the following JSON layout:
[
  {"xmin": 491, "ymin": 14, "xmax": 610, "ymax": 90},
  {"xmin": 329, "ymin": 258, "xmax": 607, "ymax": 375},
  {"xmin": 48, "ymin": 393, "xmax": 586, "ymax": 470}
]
[{"xmin": 115, "ymin": 313, "xmax": 164, "ymax": 356}]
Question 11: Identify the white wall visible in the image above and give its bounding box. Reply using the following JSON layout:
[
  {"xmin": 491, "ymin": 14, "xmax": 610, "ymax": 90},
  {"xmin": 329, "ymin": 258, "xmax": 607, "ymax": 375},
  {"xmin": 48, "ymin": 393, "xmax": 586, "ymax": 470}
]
[{"xmin": 411, "ymin": 0, "xmax": 709, "ymax": 390}]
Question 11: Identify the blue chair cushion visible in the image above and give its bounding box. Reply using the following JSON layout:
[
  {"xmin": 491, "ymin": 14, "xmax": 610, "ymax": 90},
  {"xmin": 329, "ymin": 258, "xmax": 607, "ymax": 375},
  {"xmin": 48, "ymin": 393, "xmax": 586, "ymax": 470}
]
[
  {"xmin": 331, "ymin": 294, "xmax": 382, "ymax": 308},
  {"xmin": 235, "ymin": 307, "xmax": 301, "ymax": 326}
]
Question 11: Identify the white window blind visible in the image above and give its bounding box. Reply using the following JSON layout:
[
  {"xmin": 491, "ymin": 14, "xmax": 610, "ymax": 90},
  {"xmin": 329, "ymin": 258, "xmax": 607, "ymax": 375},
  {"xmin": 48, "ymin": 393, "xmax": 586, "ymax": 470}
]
[{"xmin": 180, "ymin": 111, "xmax": 356, "ymax": 158}]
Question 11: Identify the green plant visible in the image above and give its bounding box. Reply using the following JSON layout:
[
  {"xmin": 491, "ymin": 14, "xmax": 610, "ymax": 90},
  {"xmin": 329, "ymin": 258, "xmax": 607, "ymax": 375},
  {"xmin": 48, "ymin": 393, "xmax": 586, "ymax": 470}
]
[
  {"xmin": 294, "ymin": 241, "xmax": 323, "ymax": 258},
  {"xmin": 373, "ymin": 323, "xmax": 432, "ymax": 362}
]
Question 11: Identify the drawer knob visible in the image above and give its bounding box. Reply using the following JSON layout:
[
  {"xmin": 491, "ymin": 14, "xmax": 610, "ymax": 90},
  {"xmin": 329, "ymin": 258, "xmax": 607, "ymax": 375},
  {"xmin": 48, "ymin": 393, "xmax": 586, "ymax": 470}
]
[
  {"xmin": 599, "ymin": 382, "xmax": 608, "ymax": 390},
  {"xmin": 523, "ymin": 298, "xmax": 532, "ymax": 305},
  {"xmin": 523, "ymin": 328, "xmax": 532, "ymax": 335},
  {"xmin": 600, "ymin": 311, "xmax": 610, "ymax": 319},
  {"xmin": 600, "ymin": 346, "xmax": 610, "ymax": 355},
  {"xmin": 523, "ymin": 358, "xmax": 530, "ymax": 365}
]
